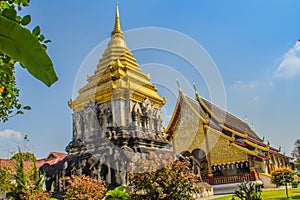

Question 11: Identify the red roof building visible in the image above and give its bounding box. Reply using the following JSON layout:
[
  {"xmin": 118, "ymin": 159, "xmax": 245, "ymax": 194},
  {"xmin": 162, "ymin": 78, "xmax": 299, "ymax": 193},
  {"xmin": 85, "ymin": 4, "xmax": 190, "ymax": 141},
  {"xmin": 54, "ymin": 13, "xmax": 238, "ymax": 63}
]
[
  {"xmin": 37, "ymin": 152, "xmax": 67, "ymax": 167},
  {"xmin": 0, "ymin": 152, "xmax": 67, "ymax": 171},
  {"xmin": 0, "ymin": 159, "xmax": 33, "ymax": 172}
]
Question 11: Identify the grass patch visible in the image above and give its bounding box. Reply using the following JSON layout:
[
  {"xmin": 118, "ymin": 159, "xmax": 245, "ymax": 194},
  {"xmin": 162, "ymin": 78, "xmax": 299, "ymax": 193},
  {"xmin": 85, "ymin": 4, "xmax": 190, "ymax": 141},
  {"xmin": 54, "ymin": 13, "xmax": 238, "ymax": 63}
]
[{"xmin": 213, "ymin": 188, "xmax": 300, "ymax": 200}]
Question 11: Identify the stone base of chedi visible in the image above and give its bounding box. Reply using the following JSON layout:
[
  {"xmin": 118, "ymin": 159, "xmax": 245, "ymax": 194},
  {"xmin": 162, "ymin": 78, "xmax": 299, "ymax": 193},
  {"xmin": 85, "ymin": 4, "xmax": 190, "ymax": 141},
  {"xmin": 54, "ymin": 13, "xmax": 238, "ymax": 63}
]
[{"xmin": 40, "ymin": 98, "xmax": 172, "ymax": 190}]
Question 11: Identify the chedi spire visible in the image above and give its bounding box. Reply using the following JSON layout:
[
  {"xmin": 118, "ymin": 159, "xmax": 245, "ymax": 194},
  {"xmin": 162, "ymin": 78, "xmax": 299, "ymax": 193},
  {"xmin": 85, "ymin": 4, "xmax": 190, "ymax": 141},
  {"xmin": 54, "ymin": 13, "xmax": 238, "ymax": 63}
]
[{"xmin": 111, "ymin": 2, "xmax": 123, "ymax": 37}]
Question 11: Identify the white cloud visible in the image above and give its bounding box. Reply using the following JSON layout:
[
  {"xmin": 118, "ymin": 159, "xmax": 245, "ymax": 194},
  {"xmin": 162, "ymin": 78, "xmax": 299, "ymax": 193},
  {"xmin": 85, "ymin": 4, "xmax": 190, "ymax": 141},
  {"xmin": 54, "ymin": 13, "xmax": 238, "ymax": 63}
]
[
  {"xmin": 253, "ymin": 96, "xmax": 259, "ymax": 102},
  {"xmin": 0, "ymin": 129, "xmax": 22, "ymax": 141},
  {"xmin": 268, "ymin": 81, "xmax": 273, "ymax": 87},
  {"xmin": 231, "ymin": 80, "xmax": 259, "ymax": 89},
  {"xmin": 274, "ymin": 41, "xmax": 300, "ymax": 78},
  {"xmin": 231, "ymin": 80, "xmax": 274, "ymax": 90}
]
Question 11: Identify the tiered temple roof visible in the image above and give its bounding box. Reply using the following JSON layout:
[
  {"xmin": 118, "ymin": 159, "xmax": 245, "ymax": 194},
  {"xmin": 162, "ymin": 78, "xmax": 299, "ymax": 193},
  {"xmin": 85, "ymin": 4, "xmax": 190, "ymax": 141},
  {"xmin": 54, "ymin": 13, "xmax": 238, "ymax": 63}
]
[{"xmin": 166, "ymin": 88, "xmax": 289, "ymax": 164}]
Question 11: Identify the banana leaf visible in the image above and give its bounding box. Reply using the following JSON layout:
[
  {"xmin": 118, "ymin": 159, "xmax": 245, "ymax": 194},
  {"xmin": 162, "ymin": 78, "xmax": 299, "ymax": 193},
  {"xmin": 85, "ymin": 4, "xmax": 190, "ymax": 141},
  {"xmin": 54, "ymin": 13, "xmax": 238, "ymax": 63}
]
[{"xmin": 0, "ymin": 15, "xmax": 58, "ymax": 87}]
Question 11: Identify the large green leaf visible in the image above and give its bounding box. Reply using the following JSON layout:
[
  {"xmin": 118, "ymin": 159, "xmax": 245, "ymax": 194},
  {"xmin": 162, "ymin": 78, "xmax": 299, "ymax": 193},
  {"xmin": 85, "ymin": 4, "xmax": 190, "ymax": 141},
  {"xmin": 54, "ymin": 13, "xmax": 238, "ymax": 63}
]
[{"xmin": 0, "ymin": 15, "xmax": 58, "ymax": 87}]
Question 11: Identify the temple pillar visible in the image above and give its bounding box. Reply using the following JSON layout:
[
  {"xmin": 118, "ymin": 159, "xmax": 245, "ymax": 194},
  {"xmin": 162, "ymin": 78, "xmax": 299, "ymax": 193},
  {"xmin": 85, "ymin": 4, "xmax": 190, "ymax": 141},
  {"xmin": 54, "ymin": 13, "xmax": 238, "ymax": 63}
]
[
  {"xmin": 264, "ymin": 160, "xmax": 269, "ymax": 174},
  {"xmin": 249, "ymin": 167, "xmax": 258, "ymax": 180},
  {"xmin": 248, "ymin": 157, "xmax": 258, "ymax": 180},
  {"xmin": 267, "ymin": 163, "xmax": 272, "ymax": 175},
  {"xmin": 111, "ymin": 99, "xmax": 127, "ymax": 127}
]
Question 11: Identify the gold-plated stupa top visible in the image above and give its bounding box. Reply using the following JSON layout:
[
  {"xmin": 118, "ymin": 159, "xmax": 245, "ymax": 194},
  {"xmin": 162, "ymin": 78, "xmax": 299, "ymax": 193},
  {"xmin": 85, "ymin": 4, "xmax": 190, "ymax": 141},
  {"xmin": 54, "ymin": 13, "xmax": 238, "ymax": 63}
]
[
  {"xmin": 72, "ymin": 3, "xmax": 166, "ymax": 112},
  {"xmin": 111, "ymin": 2, "xmax": 123, "ymax": 36}
]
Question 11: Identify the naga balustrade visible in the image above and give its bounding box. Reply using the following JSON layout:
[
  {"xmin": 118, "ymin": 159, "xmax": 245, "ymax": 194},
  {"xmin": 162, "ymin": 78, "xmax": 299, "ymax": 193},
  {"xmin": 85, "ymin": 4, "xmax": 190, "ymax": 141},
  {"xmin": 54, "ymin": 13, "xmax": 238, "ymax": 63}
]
[{"xmin": 202, "ymin": 173, "xmax": 251, "ymax": 185}]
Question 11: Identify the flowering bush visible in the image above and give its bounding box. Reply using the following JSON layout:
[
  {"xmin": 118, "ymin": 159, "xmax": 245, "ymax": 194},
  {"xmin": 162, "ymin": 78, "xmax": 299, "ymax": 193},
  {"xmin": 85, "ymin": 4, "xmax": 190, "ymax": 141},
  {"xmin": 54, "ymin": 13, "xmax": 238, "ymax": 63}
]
[
  {"xmin": 63, "ymin": 175, "xmax": 106, "ymax": 200},
  {"xmin": 0, "ymin": 166, "xmax": 13, "ymax": 194},
  {"xmin": 20, "ymin": 185, "xmax": 50, "ymax": 200},
  {"xmin": 129, "ymin": 153, "xmax": 201, "ymax": 200}
]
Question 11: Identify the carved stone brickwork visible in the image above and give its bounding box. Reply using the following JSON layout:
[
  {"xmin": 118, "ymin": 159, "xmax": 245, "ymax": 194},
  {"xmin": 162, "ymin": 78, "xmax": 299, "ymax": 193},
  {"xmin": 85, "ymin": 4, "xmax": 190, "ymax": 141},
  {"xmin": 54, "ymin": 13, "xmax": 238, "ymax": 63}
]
[
  {"xmin": 60, "ymin": 97, "xmax": 171, "ymax": 189},
  {"xmin": 66, "ymin": 101, "xmax": 113, "ymax": 155},
  {"xmin": 131, "ymin": 98, "xmax": 164, "ymax": 138}
]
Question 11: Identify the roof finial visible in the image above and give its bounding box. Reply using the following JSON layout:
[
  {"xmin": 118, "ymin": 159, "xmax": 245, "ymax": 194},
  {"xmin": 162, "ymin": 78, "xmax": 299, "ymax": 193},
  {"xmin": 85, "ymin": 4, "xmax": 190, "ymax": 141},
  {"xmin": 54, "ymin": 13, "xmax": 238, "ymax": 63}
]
[
  {"xmin": 251, "ymin": 122, "xmax": 255, "ymax": 131},
  {"xmin": 193, "ymin": 82, "xmax": 199, "ymax": 96},
  {"xmin": 176, "ymin": 79, "xmax": 182, "ymax": 92},
  {"xmin": 112, "ymin": 1, "xmax": 123, "ymax": 36},
  {"xmin": 244, "ymin": 116, "xmax": 248, "ymax": 124}
]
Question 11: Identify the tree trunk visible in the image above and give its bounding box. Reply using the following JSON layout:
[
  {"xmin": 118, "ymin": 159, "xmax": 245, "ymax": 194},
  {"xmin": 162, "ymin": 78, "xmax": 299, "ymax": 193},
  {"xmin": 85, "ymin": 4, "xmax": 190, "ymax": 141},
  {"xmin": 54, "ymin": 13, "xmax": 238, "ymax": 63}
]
[{"xmin": 285, "ymin": 183, "xmax": 289, "ymax": 199}]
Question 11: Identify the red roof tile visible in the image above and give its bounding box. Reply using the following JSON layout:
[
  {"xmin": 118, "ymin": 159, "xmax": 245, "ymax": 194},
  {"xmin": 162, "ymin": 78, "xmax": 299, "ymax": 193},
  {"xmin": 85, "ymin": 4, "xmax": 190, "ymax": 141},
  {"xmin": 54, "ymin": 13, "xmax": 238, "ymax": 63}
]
[{"xmin": 36, "ymin": 152, "xmax": 67, "ymax": 167}]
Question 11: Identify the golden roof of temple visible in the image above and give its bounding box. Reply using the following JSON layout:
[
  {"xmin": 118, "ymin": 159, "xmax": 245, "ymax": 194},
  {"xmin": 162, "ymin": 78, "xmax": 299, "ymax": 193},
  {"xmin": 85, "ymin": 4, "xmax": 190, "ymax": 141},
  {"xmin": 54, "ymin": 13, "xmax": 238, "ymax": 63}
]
[{"xmin": 72, "ymin": 3, "xmax": 166, "ymax": 112}]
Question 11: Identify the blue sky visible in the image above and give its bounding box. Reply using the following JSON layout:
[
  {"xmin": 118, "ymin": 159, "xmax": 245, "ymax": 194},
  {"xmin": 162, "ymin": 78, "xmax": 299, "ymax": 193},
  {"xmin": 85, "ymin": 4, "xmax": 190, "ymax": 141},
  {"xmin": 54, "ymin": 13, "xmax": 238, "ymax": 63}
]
[{"xmin": 1, "ymin": 0, "xmax": 300, "ymax": 158}]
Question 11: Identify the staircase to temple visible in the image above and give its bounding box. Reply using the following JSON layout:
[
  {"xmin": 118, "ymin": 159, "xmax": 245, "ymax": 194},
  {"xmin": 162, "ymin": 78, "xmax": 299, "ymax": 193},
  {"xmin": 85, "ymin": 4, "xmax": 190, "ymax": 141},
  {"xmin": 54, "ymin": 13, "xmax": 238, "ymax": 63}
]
[{"xmin": 258, "ymin": 173, "xmax": 276, "ymax": 188}]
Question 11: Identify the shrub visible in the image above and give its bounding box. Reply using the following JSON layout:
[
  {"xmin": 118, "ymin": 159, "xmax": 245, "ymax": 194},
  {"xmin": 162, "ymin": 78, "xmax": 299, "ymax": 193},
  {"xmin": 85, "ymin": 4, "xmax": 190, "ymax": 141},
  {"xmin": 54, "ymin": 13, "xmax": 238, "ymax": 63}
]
[
  {"xmin": 129, "ymin": 153, "xmax": 201, "ymax": 200},
  {"xmin": 63, "ymin": 175, "xmax": 106, "ymax": 200},
  {"xmin": 20, "ymin": 186, "xmax": 50, "ymax": 200},
  {"xmin": 103, "ymin": 186, "xmax": 130, "ymax": 200},
  {"xmin": 233, "ymin": 181, "xmax": 262, "ymax": 200},
  {"xmin": 292, "ymin": 180, "xmax": 299, "ymax": 188}
]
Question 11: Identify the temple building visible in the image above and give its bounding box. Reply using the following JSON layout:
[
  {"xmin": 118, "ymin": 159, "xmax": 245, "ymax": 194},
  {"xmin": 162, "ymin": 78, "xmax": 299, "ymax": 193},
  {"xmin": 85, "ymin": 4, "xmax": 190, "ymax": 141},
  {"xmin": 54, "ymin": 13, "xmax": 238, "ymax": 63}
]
[
  {"xmin": 166, "ymin": 87, "xmax": 291, "ymax": 193},
  {"xmin": 41, "ymin": 3, "xmax": 291, "ymax": 195},
  {"xmin": 41, "ymin": 3, "xmax": 171, "ymax": 191}
]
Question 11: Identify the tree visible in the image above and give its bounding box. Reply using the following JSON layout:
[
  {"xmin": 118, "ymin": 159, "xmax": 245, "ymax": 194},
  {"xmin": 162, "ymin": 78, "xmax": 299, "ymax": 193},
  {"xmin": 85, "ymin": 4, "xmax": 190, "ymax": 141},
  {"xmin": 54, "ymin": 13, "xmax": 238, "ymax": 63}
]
[
  {"xmin": 19, "ymin": 161, "xmax": 49, "ymax": 200},
  {"xmin": 292, "ymin": 139, "xmax": 300, "ymax": 172},
  {"xmin": 11, "ymin": 152, "xmax": 36, "ymax": 162},
  {"xmin": 129, "ymin": 154, "xmax": 202, "ymax": 200},
  {"xmin": 11, "ymin": 147, "xmax": 29, "ymax": 199},
  {"xmin": 271, "ymin": 167, "xmax": 295, "ymax": 198},
  {"xmin": 0, "ymin": 0, "xmax": 58, "ymax": 122},
  {"xmin": 3, "ymin": 148, "xmax": 49, "ymax": 200},
  {"xmin": 63, "ymin": 175, "xmax": 107, "ymax": 200},
  {"xmin": 7, "ymin": 134, "xmax": 33, "ymax": 159}
]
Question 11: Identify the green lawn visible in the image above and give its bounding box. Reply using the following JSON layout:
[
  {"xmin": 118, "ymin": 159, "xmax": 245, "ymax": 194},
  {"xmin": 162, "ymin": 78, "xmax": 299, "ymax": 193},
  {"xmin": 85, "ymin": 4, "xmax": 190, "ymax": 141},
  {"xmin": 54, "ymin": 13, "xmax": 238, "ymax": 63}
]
[{"xmin": 214, "ymin": 188, "xmax": 300, "ymax": 200}]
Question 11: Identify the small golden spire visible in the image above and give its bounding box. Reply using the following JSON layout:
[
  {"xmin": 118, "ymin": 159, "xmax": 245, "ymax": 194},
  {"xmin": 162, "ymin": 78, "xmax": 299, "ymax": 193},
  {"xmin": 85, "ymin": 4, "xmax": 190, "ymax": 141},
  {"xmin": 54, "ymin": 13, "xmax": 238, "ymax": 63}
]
[
  {"xmin": 176, "ymin": 79, "xmax": 182, "ymax": 92},
  {"xmin": 111, "ymin": 1, "xmax": 123, "ymax": 36},
  {"xmin": 67, "ymin": 98, "xmax": 73, "ymax": 109},
  {"xmin": 193, "ymin": 83, "xmax": 199, "ymax": 96}
]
